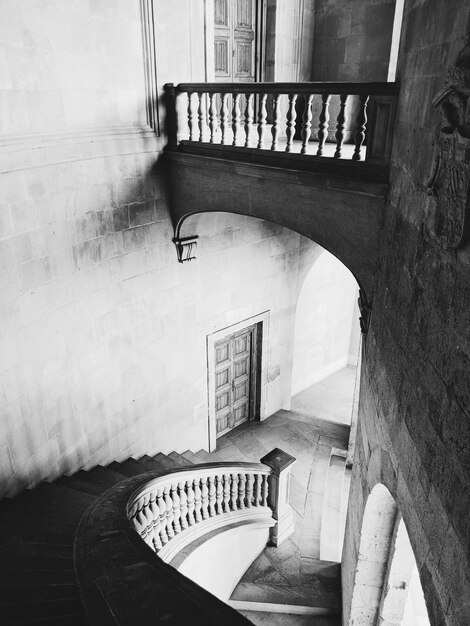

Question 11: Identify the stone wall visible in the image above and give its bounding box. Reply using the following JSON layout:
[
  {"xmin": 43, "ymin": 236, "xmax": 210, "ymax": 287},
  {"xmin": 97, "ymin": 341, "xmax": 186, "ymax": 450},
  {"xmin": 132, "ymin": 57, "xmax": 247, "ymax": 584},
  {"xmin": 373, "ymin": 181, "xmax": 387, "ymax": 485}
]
[
  {"xmin": 342, "ymin": 0, "xmax": 470, "ymax": 624},
  {"xmin": 311, "ymin": 0, "xmax": 396, "ymax": 81},
  {"xmin": 0, "ymin": 0, "xmax": 327, "ymax": 498}
]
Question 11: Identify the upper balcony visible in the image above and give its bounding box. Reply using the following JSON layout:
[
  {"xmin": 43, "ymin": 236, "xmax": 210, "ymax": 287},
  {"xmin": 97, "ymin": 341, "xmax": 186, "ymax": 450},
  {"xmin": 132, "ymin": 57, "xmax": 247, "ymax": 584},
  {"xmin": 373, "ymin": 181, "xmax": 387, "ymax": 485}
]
[{"xmin": 164, "ymin": 81, "xmax": 399, "ymax": 304}]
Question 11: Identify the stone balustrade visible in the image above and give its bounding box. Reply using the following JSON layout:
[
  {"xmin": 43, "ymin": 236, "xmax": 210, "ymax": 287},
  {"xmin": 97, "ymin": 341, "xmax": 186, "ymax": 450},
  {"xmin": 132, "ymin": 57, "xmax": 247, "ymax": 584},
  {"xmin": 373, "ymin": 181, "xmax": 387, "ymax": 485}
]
[
  {"xmin": 165, "ymin": 81, "xmax": 399, "ymax": 166},
  {"xmin": 127, "ymin": 448, "xmax": 295, "ymax": 562}
]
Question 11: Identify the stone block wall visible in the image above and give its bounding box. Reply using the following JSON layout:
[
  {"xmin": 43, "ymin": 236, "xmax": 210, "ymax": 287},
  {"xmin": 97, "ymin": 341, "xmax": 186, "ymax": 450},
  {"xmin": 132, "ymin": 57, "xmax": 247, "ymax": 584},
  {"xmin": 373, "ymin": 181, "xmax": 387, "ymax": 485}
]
[
  {"xmin": 311, "ymin": 0, "xmax": 396, "ymax": 81},
  {"xmin": 0, "ymin": 0, "xmax": 339, "ymax": 498},
  {"xmin": 342, "ymin": 0, "xmax": 470, "ymax": 624}
]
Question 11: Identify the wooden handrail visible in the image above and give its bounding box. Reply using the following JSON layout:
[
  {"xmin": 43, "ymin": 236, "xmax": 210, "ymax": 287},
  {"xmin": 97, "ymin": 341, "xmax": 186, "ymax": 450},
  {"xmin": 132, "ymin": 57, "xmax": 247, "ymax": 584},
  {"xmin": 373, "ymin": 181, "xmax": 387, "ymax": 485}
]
[{"xmin": 175, "ymin": 81, "xmax": 400, "ymax": 96}]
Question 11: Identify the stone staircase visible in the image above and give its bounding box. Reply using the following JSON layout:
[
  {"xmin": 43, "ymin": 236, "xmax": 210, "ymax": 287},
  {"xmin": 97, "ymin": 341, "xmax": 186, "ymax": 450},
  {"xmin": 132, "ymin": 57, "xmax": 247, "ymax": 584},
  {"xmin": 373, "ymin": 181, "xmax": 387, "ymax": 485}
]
[{"xmin": 0, "ymin": 449, "xmax": 213, "ymax": 625}]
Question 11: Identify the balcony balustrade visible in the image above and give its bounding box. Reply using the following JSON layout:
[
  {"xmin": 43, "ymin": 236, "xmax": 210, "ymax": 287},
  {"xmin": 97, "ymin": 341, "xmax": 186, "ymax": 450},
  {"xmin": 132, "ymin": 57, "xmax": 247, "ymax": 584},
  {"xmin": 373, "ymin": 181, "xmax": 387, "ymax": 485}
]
[{"xmin": 165, "ymin": 81, "xmax": 399, "ymax": 171}]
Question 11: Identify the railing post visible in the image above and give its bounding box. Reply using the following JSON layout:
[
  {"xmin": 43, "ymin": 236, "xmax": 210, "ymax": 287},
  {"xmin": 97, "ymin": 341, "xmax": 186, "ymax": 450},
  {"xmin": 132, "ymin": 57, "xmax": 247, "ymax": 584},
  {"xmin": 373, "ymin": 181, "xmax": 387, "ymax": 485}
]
[
  {"xmin": 260, "ymin": 448, "xmax": 296, "ymax": 546},
  {"xmin": 164, "ymin": 83, "xmax": 178, "ymax": 149}
]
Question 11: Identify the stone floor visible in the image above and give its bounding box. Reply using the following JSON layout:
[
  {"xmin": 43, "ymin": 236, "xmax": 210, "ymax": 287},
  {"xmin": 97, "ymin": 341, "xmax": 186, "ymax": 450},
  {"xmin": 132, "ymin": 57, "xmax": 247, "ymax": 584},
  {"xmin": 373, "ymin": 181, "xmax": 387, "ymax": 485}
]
[{"xmin": 205, "ymin": 366, "xmax": 356, "ymax": 624}]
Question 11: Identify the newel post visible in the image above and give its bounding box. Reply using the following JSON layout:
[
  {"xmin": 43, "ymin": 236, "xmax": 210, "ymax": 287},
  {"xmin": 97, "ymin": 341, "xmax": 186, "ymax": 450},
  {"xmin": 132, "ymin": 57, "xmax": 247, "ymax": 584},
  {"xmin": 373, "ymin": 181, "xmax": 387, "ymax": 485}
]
[
  {"xmin": 164, "ymin": 83, "xmax": 178, "ymax": 149},
  {"xmin": 260, "ymin": 448, "xmax": 296, "ymax": 546}
]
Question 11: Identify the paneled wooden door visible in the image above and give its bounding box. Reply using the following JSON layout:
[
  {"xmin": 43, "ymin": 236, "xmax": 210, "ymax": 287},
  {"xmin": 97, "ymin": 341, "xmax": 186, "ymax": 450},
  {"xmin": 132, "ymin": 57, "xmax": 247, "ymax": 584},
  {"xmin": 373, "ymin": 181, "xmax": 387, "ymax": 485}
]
[
  {"xmin": 214, "ymin": 0, "xmax": 257, "ymax": 83},
  {"xmin": 214, "ymin": 324, "xmax": 259, "ymax": 437}
]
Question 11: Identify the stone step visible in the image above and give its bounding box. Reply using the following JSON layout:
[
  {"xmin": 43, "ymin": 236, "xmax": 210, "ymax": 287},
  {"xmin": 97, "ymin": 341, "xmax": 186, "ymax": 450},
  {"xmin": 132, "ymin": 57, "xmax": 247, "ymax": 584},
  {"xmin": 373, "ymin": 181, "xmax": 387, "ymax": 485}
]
[
  {"xmin": 2, "ymin": 597, "xmax": 84, "ymax": 622},
  {"xmin": 12, "ymin": 613, "xmax": 88, "ymax": 625},
  {"xmin": 0, "ymin": 539, "xmax": 72, "ymax": 559},
  {"xmin": 82, "ymin": 465, "xmax": 128, "ymax": 488},
  {"xmin": 0, "ymin": 484, "xmax": 95, "ymax": 524},
  {"xmin": 0, "ymin": 583, "xmax": 79, "ymax": 604},
  {"xmin": 108, "ymin": 458, "xmax": 148, "ymax": 477},
  {"xmin": 194, "ymin": 449, "xmax": 213, "ymax": 463},
  {"xmin": 181, "ymin": 450, "xmax": 202, "ymax": 464},
  {"xmin": 0, "ymin": 569, "xmax": 76, "ymax": 587},
  {"xmin": 237, "ymin": 608, "xmax": 341, "ymax": 625},
  {"xmin": 319, "ymin": 450, "xmax": 347, "ymax": 563},
  {"xmin": 55, "ymin": 473, "xmax": 107, "ymax": 497},
  {"xmin": 168, "ymin": 451, "xmax": 189, "ymax": 467},
  {"xmin": 0, "ymin": 554, "xmax": 74, "ymax": 572},
  {"xmin": 231, "ymin": 581, "xmax": 342, "ymax": 611},
  {"xmin": 153, "ymin": 453, "xmax": 180, "ymax": 469},
  {"xmin": 138, "ymin": 454, "xmax": 169, "ymax": 471}
]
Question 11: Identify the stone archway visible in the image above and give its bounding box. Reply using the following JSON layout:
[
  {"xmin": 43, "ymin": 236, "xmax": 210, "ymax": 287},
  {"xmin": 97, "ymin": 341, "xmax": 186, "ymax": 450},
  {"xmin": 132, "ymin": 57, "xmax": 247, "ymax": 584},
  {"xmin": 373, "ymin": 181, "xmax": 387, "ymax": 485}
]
[{"xmin": 348, "ymin": 483, "xmax": 398, "ymax": 625}]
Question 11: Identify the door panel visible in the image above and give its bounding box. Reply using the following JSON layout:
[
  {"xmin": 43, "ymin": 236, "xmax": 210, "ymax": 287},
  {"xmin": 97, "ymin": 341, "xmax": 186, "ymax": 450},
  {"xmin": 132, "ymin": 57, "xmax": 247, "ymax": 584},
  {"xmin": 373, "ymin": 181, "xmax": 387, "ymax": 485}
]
[
  {"xmin": 214, "ymin": 0, "xmax": 256, "ymax": 83},
  {"xmin": 214, "ymin": 324, "xmax": 257, "ymax": 437}
]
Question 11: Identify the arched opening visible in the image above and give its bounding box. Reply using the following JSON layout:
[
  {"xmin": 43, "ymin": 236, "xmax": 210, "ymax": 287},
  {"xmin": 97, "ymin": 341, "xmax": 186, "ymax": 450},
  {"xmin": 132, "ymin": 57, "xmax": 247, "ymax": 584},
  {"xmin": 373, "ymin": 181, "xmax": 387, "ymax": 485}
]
[
  {"xmin": 291, "ymin": 248, "xmax": 360, "ymax": 401},
  {"xmin": 348, "ymin": 484, "xmax": 399, "ymax": 624},
  {"xmin": 348, "ymin": 484, "xmax": 431, "ymax": 626},
  {"xmin": 378, "ymin": 516, "xmax": 431, "ymax": 626}
]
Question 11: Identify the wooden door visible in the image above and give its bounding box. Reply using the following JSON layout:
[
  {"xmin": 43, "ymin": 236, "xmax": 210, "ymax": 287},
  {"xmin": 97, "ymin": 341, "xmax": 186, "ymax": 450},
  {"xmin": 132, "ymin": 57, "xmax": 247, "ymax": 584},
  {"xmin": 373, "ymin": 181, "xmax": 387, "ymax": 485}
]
[
  {"xmin": 214, "ymin": 324, "xmax": 257, "ymax": 437},
  {"xmin": 214, "ymin": 0, "xmax": 256, "ymax": 83}
]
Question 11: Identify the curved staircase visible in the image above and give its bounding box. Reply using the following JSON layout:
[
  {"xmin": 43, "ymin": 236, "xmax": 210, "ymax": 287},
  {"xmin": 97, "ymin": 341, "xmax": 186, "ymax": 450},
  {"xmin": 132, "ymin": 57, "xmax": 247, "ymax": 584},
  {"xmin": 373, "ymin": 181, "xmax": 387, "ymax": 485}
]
[{"xmin": 0, "ymin": 449, "xmax": 213, "ymax": 626}]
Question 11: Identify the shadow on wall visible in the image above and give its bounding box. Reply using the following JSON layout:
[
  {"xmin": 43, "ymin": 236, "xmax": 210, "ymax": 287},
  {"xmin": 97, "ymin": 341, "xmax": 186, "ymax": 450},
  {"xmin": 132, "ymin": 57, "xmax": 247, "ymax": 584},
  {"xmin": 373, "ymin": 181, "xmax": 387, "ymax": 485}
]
[{"xmin": 291, "ymin": 248, "xmax": 359, "ymax": 396}]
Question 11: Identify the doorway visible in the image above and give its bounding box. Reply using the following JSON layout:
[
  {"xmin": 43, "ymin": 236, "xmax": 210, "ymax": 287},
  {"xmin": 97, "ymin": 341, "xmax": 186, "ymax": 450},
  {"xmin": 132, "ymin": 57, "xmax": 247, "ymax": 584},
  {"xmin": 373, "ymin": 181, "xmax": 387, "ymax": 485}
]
[
  {"xmin": 214, "ymin": 323, "xmax": 260, "ymax": 436},
  {"xmin": 207, "ymin": 311, "xmax": 269, "ymax": 451},
  {"xmin": 206, "ymin": 0, "xmax": 266, "ymax": 83}
]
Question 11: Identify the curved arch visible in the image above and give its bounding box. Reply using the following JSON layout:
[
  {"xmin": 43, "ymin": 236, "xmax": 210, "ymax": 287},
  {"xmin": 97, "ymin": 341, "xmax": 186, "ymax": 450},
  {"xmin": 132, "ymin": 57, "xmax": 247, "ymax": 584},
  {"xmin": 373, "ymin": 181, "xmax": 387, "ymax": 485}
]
[
  {"xmin": 348, "ymin": 483, "xmax": 398, "ymax": 625},
  {"xmin": 377, "ymin": 516, "xmax": 430, "ymax": 626},
  {"xmin": 175, "ymin": 210, "xmax": 368, "ymax": 297},
  {"xmin": 168, "ymin": 151, "xmax": 386, "ymax": 302}
]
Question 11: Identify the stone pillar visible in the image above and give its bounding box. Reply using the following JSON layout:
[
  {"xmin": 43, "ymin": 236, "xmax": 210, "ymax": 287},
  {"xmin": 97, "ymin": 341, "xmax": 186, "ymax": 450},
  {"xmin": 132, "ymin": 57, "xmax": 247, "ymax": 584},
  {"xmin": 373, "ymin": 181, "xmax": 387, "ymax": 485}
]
[{"xmin": 260, "ymin": 448, "xmax": 296, "ymax": 546}]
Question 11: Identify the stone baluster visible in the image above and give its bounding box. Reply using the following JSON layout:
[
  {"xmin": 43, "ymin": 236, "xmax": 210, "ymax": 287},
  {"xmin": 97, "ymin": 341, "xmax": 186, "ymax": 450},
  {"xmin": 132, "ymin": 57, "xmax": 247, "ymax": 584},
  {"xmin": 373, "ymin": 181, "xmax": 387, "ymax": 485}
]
[
  {"xmin": 271, "ymin": 94, "xmax": 281, "ymax": 151},
  {"xmin": 232, "ymin": 93, "xmax": 241, "ymax": 146},
  {"xmin": 186, "ymin": 479, "xmax": 196, "ymax": 526},
  {"xmin": 334, "ymin": 94, "xmax": 348, "ymax": 159},
  {"xmin": 209, "ymin": 92, "xmax": 218, "ymax": 144},
  {"xmin": 261, "ymin": 474, "xmax": 269, "ymax": 507},
  {"xmin": 285, "ymin": 93, "xmax": 298, "ymax": 153},
  {"xmin": 201, "ymin": 477, "xmax": 209, "ymax": 520},
  {"xmin": 253, "ymin": 473, "xmax": 262, "ymax": 506},
  {"xmin": 215, "ymin": 474, "xmax": 224, "ymax": 514},
  {"xmin": 193, "ymin": 478, "xmax": 202, "ymax": 522},
  {"xmin": 316, "ymin": 94, "xmax": 331, "ymax": 156},
  {"xmin": 197, "ymin": 92, "xmax": 205, "ymax": 143},
  {"xmin": 353, "ymin": 94, "xmax": 369, "ymax": 161},
  {"xmin": 178, "ymin": 480, "xmax": 188, "ymax": 530},
  {"xmin": 164, "ymin": 485, "xmax": 175, "ymax": 539},
  {"xmin": 301, "ymin": 94, "xmax": 314, "ymax": 154},
  {"xmin": 187, "ymin": 92, "xmax": 195, "ymax": 141},
  {"xmin": 134, "ymin": 509, "xmax": 147, "ymax": 538},
  {"xmin": 156, "ymin": 488, "xmax": 168, "ymax": 545},
  {"xmin": 244, "ymin": 94, "xmax": 254, "ymax": 147},
  {"xmin": 220, "ymin": 93, "xmax": 229, "ymax": 145},
  {"xmin": 245, "ymin": 473, "xmax": 253, "ymax": 508},
  {"xmin": 230, "ymin": 473, "xmax": 239, "ymax": 511},
  {"xmin": 223, "ymin": 473, "xmax": 231, "ymax": 512},
  {"xmin": 149, "ymin": 498, "xmax": 163, "ymax": 550},
  {"xmin": 238, "ymin": 473, "xmax": 246, "ymax": 509},
  {"xmin": 257, "ymin": 94, "xmax": 268, "ymax": 149},
  {"xmin": 261, "ymin": 448, "xmax": 296, "ymax": 547},
  {"xmin": 208, "ymin": 475, "xmax": 217, "ymax": 517},
  {"xmin": 171, "ymin": 482, "xmax": 181, "ymax": 534}
]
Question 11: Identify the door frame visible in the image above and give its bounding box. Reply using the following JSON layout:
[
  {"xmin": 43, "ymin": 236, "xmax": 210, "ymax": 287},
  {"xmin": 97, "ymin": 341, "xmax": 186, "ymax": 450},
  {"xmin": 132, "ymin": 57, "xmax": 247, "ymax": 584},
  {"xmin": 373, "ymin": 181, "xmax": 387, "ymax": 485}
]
[
  {"xmin": 203, "ymin": 0, "xmax": 267, "ymax": 82},
  {"xmin": 207, "ymin": 310, "xmax": 270, "ymax": 451}
]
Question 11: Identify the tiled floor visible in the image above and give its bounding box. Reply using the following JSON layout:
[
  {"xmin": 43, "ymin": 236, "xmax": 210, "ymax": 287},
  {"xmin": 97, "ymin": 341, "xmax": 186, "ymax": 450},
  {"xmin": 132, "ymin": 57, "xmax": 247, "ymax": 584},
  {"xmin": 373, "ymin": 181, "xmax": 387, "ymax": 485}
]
[{"xmin": 205, "ymin": 366, "xmax": 356, "ymax": 623}]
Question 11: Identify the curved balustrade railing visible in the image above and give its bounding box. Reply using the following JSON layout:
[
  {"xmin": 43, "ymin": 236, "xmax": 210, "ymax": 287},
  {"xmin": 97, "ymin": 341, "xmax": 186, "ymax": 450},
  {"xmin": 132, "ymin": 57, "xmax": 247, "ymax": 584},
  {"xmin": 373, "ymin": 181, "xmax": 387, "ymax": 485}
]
[
  {"xmin": 127, "ymin": 463, "xmax": 273, "ymax": 563},
  {"xmin": 165, "ymin": 81, "xmax": 399, "ymax": 167},
  {"xmin": 75, "ymin": 449, "xmax": 295, "ymax": 625}
]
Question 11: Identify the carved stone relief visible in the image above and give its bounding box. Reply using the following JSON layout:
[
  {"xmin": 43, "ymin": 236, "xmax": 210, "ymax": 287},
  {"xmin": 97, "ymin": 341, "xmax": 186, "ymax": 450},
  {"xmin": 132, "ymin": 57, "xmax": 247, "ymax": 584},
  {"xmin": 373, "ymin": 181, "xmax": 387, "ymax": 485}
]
[{"xmin": 427, "ymin": 34, "xmax": 470, "ymax": 248}]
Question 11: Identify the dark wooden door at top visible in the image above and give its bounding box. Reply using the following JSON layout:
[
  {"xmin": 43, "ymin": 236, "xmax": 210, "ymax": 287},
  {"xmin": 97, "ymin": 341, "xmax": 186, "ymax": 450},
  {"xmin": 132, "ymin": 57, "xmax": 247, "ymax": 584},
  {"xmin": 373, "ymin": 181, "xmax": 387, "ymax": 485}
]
[
  {"xmin": 214, "ymin": 324, "xmax": 258, "ymax": 437},
  {"xmin": 214, "ymin": 0, "xmax": 256, "ymax": 83}
]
